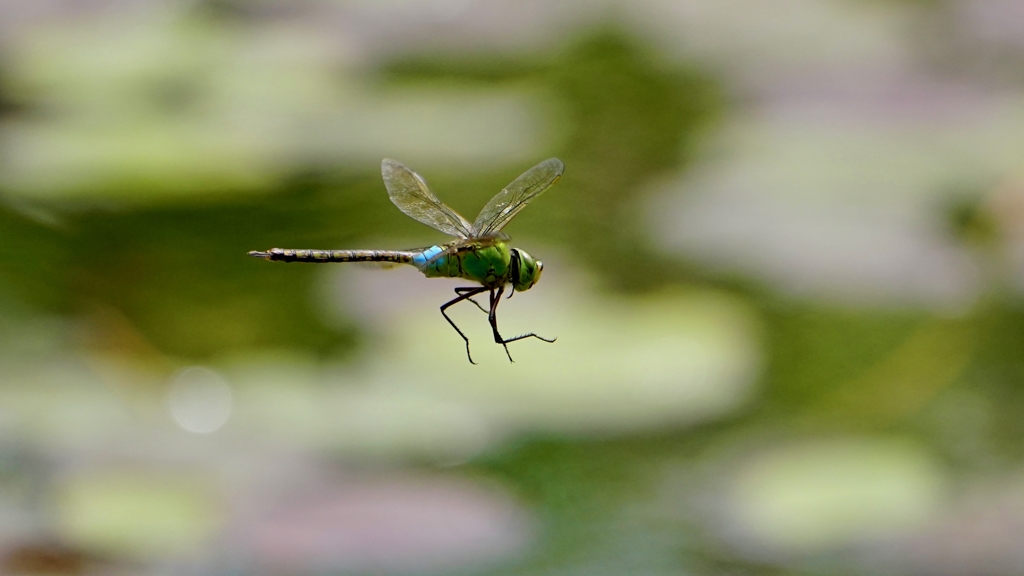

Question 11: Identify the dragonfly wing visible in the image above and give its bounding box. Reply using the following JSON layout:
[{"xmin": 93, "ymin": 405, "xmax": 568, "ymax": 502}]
[
  {"xmin": 382, "ymin": 159, "xmax": 475, "ymax": 238},
  {"xmin": 472, "ymin": 158, "xmax": 563, "ymax": 236}
]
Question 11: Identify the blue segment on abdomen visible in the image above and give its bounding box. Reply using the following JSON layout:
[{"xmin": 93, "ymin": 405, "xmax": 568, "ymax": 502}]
[{"xmin": 412, "ymin": 245, "xmax": 444, "ymax": 267}]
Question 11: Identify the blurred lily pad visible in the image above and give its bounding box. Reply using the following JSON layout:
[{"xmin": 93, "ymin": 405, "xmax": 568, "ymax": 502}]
[
  {"xmin": 57, "ymin": 469, "xmax": 222, "ymax": 560},
  {"xmin": 719, "ymin": 437, "xmax": 946, "ymax": 556}
]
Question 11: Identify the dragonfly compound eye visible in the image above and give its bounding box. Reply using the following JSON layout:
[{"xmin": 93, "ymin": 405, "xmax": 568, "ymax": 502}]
[{"xmin": 513, "ymin": 249, "xmax": 542, "ymax": 291}]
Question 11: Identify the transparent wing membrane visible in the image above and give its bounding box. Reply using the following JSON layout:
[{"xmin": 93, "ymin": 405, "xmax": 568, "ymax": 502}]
[
  {"xmin": 382, "ymin": 159, "xmax": 475, "ymax": 238},
  {"xmin": 473, "ymin": 158, "xmax": 564, "ymax": 236}
]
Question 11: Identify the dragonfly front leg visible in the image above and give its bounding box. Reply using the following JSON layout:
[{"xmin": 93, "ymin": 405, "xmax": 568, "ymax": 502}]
[
  {"xmin": 487, "ymin": 286, "xmax": 557, "ymax": 363},
  {"xmin": 440, "ymin": 286, "xmax": 490, "ymax": 364},
  {"xmin": 454, "ymin": 287, "xmax": 488, "ymax": 314}
]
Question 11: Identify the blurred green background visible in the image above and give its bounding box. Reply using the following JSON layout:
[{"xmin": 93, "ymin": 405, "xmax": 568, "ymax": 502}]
[{"xmin": 3, "ymin": 0, "xmax": 1024, "ymax": 574}]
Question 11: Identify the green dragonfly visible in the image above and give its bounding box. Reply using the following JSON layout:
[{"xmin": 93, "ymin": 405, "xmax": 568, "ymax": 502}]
[{"xmin": 249, "ymin": 158, "xmax": 564, "ymax": 364}]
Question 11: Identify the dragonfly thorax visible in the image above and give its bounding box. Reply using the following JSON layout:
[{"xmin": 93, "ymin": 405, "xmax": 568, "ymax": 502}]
[
  {"xmin": 510, "ymin": 248, "xmax": 543, "ymax": 292},
  {"xmin": 415, "ymin": 241, "xmax": 542, "ymax": 291}
]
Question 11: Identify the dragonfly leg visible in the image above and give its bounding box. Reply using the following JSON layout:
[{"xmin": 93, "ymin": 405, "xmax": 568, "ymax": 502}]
[
  {"xmin": 440, "ymin": 286, "xmax": 490, "ymax": 364},
  {"xmin": 454, "ymin": 287, "xmax": 488, "ymax": 314},
  {"xmin": 487, "ymin": 286, "xmax": 556, "ymax": 363}
]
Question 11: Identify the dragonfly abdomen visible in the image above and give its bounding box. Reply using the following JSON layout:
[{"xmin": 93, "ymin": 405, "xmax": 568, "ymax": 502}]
[{"xmin": 248, "ymin": 248, "xmax": 417, "ymax": 264}]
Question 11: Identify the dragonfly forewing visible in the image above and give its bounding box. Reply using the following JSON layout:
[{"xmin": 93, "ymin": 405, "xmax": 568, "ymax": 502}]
[{"xmin": 473, "ymin": 158, "xmax": 564, "ymax": 236}]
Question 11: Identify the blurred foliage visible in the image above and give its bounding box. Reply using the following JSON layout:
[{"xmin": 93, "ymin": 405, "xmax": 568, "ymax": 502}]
[
  {"xmin": 0, "ymin": 204, "xmax": 70, "ymax": 314},
  {"xmin": 968, "ymin": 305, "xmax": 1024, "ymax": 460},
  {"xmin": 946, "ymin": 193, "xmax": 1002, "ymax": 251},
  {"xmin": 476, "ymin": 434, "xmax": 694, "ymax": 574}
]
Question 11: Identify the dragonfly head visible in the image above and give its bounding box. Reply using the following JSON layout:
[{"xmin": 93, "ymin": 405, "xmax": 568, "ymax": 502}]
[{"xmin": 510, "ymin": 248, "xmax": 543, "ymax": 291}]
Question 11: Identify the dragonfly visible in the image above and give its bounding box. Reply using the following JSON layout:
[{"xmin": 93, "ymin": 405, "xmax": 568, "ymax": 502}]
[{"xmin": 249, "ymin": 157, "xmax": 564, "ymax": 364}]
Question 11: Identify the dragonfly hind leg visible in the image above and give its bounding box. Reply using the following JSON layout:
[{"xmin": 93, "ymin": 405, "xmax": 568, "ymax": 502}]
[
  {"xmin": 488, "ymin": 286, "xmax": 556, "ymax": 363},
  {"xmin": 441, "ymin": 286, "xmax": 490, "ymax": 364}
]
